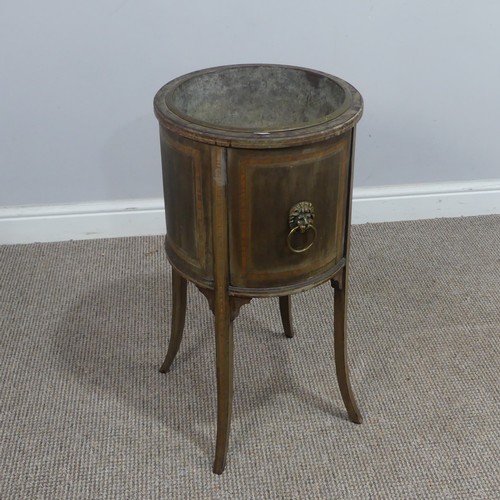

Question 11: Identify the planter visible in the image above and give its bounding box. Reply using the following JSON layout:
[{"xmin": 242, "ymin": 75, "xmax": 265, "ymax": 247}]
[{"xmin": 154, "ymin": 64, "xmax": 364, "ymax": 474}]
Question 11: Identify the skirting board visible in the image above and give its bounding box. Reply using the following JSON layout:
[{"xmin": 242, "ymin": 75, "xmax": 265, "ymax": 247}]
[{"xmin": 1, "ymin": 180, "xmax": 499, "ymax": 245}]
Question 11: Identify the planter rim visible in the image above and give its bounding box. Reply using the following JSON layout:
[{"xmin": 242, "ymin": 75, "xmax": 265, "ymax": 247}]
[{"xmin": 154, "ymin": 64, "xmax": 363, "ymax": 149}]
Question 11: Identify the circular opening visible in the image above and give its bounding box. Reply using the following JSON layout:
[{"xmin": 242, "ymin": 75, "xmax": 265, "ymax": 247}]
[{"xmin": 165, "ymin": 66, "xmax": 350, "ymax": 132}]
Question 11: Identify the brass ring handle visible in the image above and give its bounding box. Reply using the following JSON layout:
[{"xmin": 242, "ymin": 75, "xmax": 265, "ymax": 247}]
[
  {"xmin": 287, "ymin": 201, "xmax": 316, "ymax": 253},
  {"xmin": 287, "ymin": 224, "xmax": 317, "ymax": 253}
]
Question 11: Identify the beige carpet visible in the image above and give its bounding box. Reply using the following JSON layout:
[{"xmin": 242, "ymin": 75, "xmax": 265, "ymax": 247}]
[{"xmin": 0, "ymin": 216, "xmax": 499, "ymax": 499}]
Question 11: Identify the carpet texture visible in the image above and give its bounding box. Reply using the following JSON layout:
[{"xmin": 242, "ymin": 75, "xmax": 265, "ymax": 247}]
[{"xmin": 0, "ymin": 216, "xmax": 499, "ymax": 499}]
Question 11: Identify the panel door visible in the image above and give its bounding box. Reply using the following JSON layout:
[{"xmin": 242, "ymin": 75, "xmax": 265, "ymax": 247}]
[{"xmin": 228, "ymin": 133, "xmax": 351, "ymax": 290}]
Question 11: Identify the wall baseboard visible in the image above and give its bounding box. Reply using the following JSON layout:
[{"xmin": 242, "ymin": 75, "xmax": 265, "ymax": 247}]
[
  {"xmin": 1, "ymin": 180, "xmax": 499, "ymax": 245},
  {"xmin": 353, "ymin": 179, "xmax": 500, "ymax": 224},
  {"xmin": 0, "ymin": 199, "xmax": 166, "ymax": 245}
]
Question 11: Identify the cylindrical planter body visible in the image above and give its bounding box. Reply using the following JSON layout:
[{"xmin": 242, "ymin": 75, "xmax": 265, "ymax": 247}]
[{"xmin": 154, "ymin": 64, "xmax": 363, "ymax": 297}]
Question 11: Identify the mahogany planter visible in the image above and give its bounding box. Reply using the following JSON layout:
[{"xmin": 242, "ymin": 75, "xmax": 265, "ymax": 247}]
[{"xmin": 154, "ymin": 64, "xmax": 363, "ymax": 473}]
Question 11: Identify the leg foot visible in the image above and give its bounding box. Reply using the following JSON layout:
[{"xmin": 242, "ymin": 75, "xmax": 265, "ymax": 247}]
[
  {"xmin": 160, "ymin": 268, "xmax": 187, "ymax": 373},
  {"xmin": 279, "ymin": 295, "xmax": 294, "ymax": 338},
  {"xmin": 333, "ymin": 272, "xmax": 362, "ymax": 424}
]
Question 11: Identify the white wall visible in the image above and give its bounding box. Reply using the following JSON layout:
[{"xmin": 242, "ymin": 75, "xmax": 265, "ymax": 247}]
[{"xmin": 1, "ymin": 0, "xmax": 499, "ymax": 208}]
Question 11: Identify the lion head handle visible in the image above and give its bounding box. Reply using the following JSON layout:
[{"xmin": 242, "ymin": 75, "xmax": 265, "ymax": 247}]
[{"xmin": 289, "ymin": 201, "xmax": 315, "ymax": 233}]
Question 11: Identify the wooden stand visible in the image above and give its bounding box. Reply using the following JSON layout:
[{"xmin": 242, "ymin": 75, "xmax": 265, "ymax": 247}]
[{"xmin": 154, "ymin": 64, "xmax": 364, "ymax": 473}]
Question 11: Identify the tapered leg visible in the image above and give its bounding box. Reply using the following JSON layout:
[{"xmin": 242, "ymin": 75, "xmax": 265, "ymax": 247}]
[
  {"xmin": 333, "ymin": 271, "xmax": 362, "ymax": 424},
  {"xmin": 159, "ymin": 268, "xmax": 187, "ymax": 373},
  {"xmin": 211, "ymin": 146, "xmax": 234, "ymax": 474},
  {"xmin": 213, "ymin": 295, "xmax": 234, "ymax": 474},
  {"xmin": 279, "ymin": 295, "xmax": 294, "ymax": 338}
]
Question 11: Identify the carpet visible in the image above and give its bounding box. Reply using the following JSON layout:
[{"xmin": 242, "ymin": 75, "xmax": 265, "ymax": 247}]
[{"xmin": 0, "ymin": 215, "xmax": 499, "ymax": 498}]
